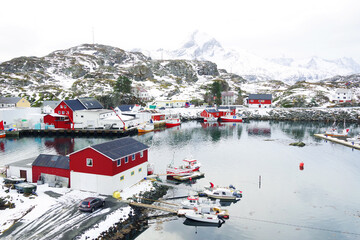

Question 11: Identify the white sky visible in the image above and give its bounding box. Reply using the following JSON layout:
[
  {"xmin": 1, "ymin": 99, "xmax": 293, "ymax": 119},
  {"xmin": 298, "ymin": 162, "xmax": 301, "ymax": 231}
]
[{"xmin": 1, "ymin": 0, "xmax": 360, "ymax": 62}]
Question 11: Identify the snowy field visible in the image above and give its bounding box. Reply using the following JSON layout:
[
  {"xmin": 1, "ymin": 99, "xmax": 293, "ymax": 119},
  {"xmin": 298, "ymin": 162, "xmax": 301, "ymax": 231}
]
[{"xmin": 0, "ymin": 178, "xmax": 154, "ymax": 240}]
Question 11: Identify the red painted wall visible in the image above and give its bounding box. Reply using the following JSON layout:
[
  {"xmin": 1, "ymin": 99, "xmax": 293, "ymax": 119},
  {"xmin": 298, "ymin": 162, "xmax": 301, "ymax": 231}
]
[
  {"xmin": 54, "ymin": 101, "xmax": 74, "ymax": 119},
  {"xmin": 249, "ymin": 99, "xmax": 272, "ymax": 105},
  {"xmin": 44, "ymin": 115, "xmax": 71, "ymax": 129},
  {"xmin": 32, "ymin": 166, "xmax": 70, "ymax": 187},
  {"xmin": 151, "ymin": 114, "xmax": 165, "ymax": 121},
  {"xmin": 200, "ymin": 109, "xmax": 234, "ymax": 118},
  {"xmin": 70, "ymin": 148, "xmax": 148, "ymax": 176}
]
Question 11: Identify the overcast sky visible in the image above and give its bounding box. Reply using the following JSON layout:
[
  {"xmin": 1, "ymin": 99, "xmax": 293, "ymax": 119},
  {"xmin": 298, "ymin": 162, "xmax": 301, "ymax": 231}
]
[{"xmin": 1, "ymin": 0, "xmax": 360, "ymax": 63}]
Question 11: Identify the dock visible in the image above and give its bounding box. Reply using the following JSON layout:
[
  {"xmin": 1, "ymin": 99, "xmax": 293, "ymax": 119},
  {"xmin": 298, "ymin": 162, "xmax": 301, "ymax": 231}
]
[
  {"xmin": 314, "ymin": 134, "xmax": 360, "ymax": 150},
  {"xmin": 129, "ymin": 201, "xmax": 178, "ymax": 214},
  {"xmin": 11, "ymin": 127, "xmax": 138, "ymax": 137},
  {"xmin": 173, "ymin": 172, "xmax": 205, "ymax": 181}
]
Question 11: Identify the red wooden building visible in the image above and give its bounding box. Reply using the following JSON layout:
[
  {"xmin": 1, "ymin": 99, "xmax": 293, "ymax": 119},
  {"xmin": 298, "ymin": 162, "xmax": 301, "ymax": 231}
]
[
  {"xmin": 44, "ymin": 98, "xmax": 103, "ymax": 129},
  {"xmin": 200, "ymin": 108, "xmax": 235, "ymax": 118},
  {"xmin": 247, "ymin": 94, "xmax": 272, "ymax": 108},
  {"xmin": 69, "ymin": 137, "xmax": 149, "ymax": 195},
  {"xmin": 32, "ymin": 154, "xmax": 70, "ymax": 187}
]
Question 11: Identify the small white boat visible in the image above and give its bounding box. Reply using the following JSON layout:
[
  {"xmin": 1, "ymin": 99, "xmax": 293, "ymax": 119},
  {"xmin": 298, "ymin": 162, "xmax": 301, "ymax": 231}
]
[
  {"xmin": 137, "ymin": 122, "xmax": 154, "ymax": 133},
  {"xmin": 166, "ymin": 158, "xmax": 201, "ymax": 176},
  {"xmin": 204, "ymin": 117, "xmax": 218, "ymax": 122},
  {"xmin": 166, "ymin": 118, "xmax": 181, "ymax": 128},
  {"xmin": 325, "ymin": 120, "xmax": 349, "ymax": 137},
  {"xmin": 347, "ymin": 134, "xmax": 360, "ymax": 144},
  {"xmin": 173, "ymin": 171, "xmax": 204, "ymax": 181},
  {"xmin": 185, "ymin": 206, "xmax": 228, "ymax": 224},
  {"xmin": 203, "ymin": 184, "xmax": 242, "ymax": 201},
  {"xmin": 181, "ymin": 196, "xmax": 220, "ymax": 209}
]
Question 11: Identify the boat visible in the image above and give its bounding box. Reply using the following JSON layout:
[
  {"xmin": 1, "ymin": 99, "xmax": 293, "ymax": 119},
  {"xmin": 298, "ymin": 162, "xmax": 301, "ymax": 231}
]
[
  {"xmin": 173, "ymin": 171, "xmax": 204, "ymax": 181},
  {"xmin": 203, "ymin": 117, "xmax": 218, "ymax": 122},
  {"xmin": 203, "ymin": 184, "xmax": 242, "ymax": 201},
  {"xmin": 181, "ymin": 196, "xmax": 220, "ymax": 209},
  {"xmin": 220, "ymin": 113, "xmax": 243, "ymax": 122},
  {"xmin": 347, "ymin": 134, "xmax": 360, "ymax": 144},
  {"xmin": 166, "ymin": 118, "xmax": 181, "ymax": 128},
  {"xmin": 15, "ymin": 182, "xmax": 37, "ymax": 194},
  {"xmin": 325, "ymin": 120, "xmax": 349, "ymax": 137},
  {"xmin": 183, "ymin": 218, "xmax": 223, "ymax": 227},
  {"xmin": 0, "ymin": 130, "xmax": 5, "ymax": 138},
  {"xmin": 184, "ymin": 207, "xmax": 227, "ymax": 224},
  {"xmin": 166, "ymin": 158, "xmax": 201, "ymax": 176},
  {"xmin": 137, "ymin": 122, "xmax": 154, "ymax": 133}
]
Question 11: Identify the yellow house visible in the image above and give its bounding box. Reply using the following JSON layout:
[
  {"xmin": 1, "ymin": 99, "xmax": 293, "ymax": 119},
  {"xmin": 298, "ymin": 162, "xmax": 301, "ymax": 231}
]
[{"xmin": 0, "ymin": 97, "xmax": 31, "ymax": 108}]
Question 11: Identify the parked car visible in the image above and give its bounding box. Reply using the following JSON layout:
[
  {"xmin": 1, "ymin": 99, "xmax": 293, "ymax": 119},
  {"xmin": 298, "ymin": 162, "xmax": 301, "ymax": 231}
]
[{"xmin": 78, "ymin": 197, "xmax": 105, "ymax": 212}]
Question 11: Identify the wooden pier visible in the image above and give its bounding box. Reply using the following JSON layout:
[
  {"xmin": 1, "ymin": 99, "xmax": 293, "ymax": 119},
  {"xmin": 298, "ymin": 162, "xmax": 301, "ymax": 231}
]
[
  {"xmin": 14, "ymin": 127, "xmax": 138, "ymax": 137},
  {"xmin": 314, "ymin": 134, "xmax": 360, "ymax": 150},
  {"xmin": 129, "ymin": 201, "xmax": 178, "ymax": 214}
]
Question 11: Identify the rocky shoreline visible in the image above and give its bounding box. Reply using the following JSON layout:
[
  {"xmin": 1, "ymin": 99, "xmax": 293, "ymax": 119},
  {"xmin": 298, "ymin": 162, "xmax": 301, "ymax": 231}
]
[{"xmin": 239, "ymin": 108, "xmax": 360, "ymax": 123}]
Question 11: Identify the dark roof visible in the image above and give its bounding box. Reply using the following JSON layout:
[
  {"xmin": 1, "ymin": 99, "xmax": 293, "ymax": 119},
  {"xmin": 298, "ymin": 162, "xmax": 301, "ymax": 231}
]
[
  {"xmin": 118, "ymin": 105, "xmax": 134, "ymax": 112},
  {"xmin": 204, "ymin": 109, "xmax": 219, "ymax": 113},
  {"xmin": 248, "ymin": 94, "xmax": 272, "ymax": 100},
  {"xmin": 218, "ymin": 106, "xmax": 236, "ymax": 110},
  {"xmin": 90, "ymin": 137, "xmax": 149, "ymax": 160},
  {"xmin": 32, "ymin": 154, "xmax": 69, "ymax": 169},
  {"xmin": 42, "ymin": 100, "xmax": 61, "ymax": 108},
  {"xmin": 63, "ymin": 100, "xmax": 86, "ymax": 111},
  {"xmin": 78, "ymin": 98, "xmax": 103, "ymax": 110},
  {"xmin": 0, "ymin": 97, "xmax": 22, "ymax": 104}
]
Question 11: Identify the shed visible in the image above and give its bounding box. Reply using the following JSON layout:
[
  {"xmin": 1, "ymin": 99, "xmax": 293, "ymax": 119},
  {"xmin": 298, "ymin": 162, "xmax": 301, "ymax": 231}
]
[
  {"xmin": 32, "ymin": 154, "xmax": 70, "ymax": 187},
  {"xmin": 247, "ymin": 94, "xmax": 272, "ymax": 108},
  {"xmin": 6, "ymin": 157, "xmax": 35, "ymax": 182}
]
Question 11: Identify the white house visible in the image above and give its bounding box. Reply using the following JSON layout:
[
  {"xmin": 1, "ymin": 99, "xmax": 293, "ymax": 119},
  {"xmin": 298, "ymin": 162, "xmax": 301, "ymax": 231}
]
[
  {"xmin": 132, "ymin": 86, "xmax": 150, "ymax": 101},
  {"xmin": 6, "ymin": 157, "xmax": 35, "ymax": 182},
  {"xmin": 221, "ymin": 91, "xmax": 235, "ymax": 105},
  {"xmin": 331, "ymin": 89, "xmax": 353, "ymax": 103}
]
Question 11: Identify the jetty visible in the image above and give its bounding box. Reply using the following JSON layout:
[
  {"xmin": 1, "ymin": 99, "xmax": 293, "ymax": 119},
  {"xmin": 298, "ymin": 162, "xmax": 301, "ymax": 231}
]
[
  {"xmin": 314, "ymin": 134, "xmax": 360, "ymax": 150},
  {"xmin": 129, "ymin": 201, "xmax": 178, "ymax": 214}
]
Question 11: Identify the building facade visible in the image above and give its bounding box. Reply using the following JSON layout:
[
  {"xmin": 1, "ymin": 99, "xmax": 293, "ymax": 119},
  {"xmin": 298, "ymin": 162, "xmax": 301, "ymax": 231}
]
[
  {"xmin": 247, "ymin": 94, "xmax": 272, "ymax": 108},
  {"xmin": 0, "ymin": 97, "xmax": 31, "ymax": 108},
  {"xmin": 221, "ymin": 91, "xmax": 235, "ymax": 105},
  {"xmin": 331, "ymin": 89, "xmax": 353, "ymax": 103}
]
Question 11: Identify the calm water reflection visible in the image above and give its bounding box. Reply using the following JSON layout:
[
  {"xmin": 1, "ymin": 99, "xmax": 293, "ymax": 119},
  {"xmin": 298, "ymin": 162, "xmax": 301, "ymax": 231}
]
[{"xmin": 1, "ymin": 121, "xmax": 360, "ymax": 240}]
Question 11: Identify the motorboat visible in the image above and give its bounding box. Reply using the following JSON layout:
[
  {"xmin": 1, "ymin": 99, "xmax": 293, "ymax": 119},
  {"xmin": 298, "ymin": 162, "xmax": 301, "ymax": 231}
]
[
  {"xmin": 166, "ymin": 158, "xmax": 201, "ymax": 176},
  {"xmin": 181, "ymin": 196, "xmax": 220, "ymax": 209},
  {"xmin": 347, "ymin": 134, "xmax": 360, "ymax": 144},
  {"xmin": 137, "ymin": 122, "xmax": 154, "ymax": 133},
  {"xmin": 184, "ymin": 206, "xmax": 227, "ymax": 224},
  {"xmin": 203, "ymin": 184, "xmax": 242, "ymax": 201},
  {"xmin": 220, "ymin": 113, "xmax": 243, "ymax": 123},
  {"xmin": 166, "ymin": 118, "xmax": 181, "ymax": 128}
]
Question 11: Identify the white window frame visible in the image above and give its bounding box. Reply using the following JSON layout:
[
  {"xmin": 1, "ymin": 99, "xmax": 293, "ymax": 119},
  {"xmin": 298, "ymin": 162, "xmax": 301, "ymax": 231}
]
[
  {"xmin": 132, "ymin": 154, "xmax": 135, "ymax": 161},
  {"xmin": 117, "ymin": 159, "xmax": 121, "ymax": 166},
  {"xmin": 86, "ymin": 158, "xmax": 93, "ymax": 167},
  {"xmin": 140, "ymin": 151, "xmax": 144, "ymax": 158},
  {"xmin": 125, "ymin": 156, "xmax": 128, "ymax": 163}
]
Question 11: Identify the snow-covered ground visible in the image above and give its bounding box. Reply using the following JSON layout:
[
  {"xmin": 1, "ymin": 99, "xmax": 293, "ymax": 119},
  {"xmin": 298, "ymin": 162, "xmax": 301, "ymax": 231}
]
[{"xmin": 0, "ymin": 178, "xmax": 154, "ymax": 239}]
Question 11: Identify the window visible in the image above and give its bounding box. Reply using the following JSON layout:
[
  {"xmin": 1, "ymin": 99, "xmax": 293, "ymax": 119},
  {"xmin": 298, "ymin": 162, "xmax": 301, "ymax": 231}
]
[
  {"xmin": 60, "ymin": 105, "xmax": 63, "ymax": 109},
  {"xmin": 140, "ymin": 151, "xmax": 143, "ymax": 158},
  {"xmin": 125, "ymin": 156, "xmax": 128, "ymax": 163},
  {"xmin": 138, "ymin": 168, "xmax": 142, "ymax": 173},
  {"xmin": 132, "ymin": 154, "xmax": 135, "ymax": 161},
  {"xmin": 86, "ymin": 158, "xmax": 93, "ymax": 167},
  {"xmin": 67, "ymin": 111, "xmax": 69, "ymax": 114},
  {"xmin": 131, "ymin": 171, "xmax": 134, "ymax": 176},
  {"xmin": 120, "ymin": 175, "xmax": 124, "ymax": 181},
  {"xmin": 64, "ymin": 105, "xmax": 67, "ymax": 109},
  {"xmin": 117, "ymin": 159, "xmax": 121, "ymax": 166},
  {"xmin": 62, "ymin": 111, "xmax": 65, "ymax": 114},
  {"xmin": 58, "ymin": 111, "xmax": 61, "ymax": 114}
]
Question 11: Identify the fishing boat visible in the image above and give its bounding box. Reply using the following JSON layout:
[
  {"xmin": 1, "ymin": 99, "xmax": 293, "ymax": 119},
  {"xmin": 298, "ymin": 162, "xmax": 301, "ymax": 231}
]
[
  {"xmin": 203, "ymin": 117, "xmax": 218, "ymax": 122},
  {"xmin": 325, "ymin": 120, "xmax": 349, "ymax": 137},
  {"xmin": 166, "ymin": 158, "xmax": 201, "ymax": 176},
  {"xmin": 137, "ymin": 122, "xmax": 154, "ymax": 133},
  {"xmin": 0, "ymin": 121, "xmax": 5, "ymax": 138},
  {"xmin": 220, "ymin": 113, "xmax": 243, "ymax": 123},
  {"xmin": 166, "ymin": 118, "xmax": 181, "ymax": 128},
  {"xmin": 203, "ymin": 184, "xmax": 242, "ymax": 201},
  {"xmin": 181, "ymin": 196, "xmax": 220, "ymax": 209}
]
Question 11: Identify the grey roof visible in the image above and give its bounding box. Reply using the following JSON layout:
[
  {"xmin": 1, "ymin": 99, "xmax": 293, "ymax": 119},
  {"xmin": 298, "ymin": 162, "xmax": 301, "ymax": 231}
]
[
  {"xmin": 91, "ymin": 137, "xmax": 149, "ymax": 160},
  {"xmin": 64, "ymin": 100, "xmax": 86, "ymax": 111},
  {"xmin": 32, "ymin": 154, "xmax": 70, "ymax": 169},
  {"xmin": 42, "ymin": 100, "xmax": 61, "ymax": 109},
  {"xmin": 0, "ymin": 97, "xmax": 22, "ymax": 104},
  {"xmin": 78, "ymin": 98, "xmax": 103, "ymax": 110},
  {"xmin": 248, "ymin": 94, "xmax": 272, "ymax": 100},
  {"xmin": 8, "ymin": 157, "xmax": 36, "ymax": 168}
]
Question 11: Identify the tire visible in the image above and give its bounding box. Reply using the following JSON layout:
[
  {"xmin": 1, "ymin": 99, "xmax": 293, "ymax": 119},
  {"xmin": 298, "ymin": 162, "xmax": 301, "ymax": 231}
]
[{"xmin": 91, "ymin": 207, "xmax": 95, "ymax": 213}]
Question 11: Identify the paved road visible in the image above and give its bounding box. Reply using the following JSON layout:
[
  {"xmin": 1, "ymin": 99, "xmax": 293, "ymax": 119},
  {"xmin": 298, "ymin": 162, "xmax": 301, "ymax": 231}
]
[{"xmin": 2, "ymin": 194, "xmax": 127, "ymax": 240}]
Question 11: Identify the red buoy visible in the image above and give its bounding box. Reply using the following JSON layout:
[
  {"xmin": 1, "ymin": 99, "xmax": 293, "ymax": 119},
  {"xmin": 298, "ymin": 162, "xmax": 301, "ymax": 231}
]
[{"xmin": 299, "ymin": 162, "xmax": 304, "ymax": 170}]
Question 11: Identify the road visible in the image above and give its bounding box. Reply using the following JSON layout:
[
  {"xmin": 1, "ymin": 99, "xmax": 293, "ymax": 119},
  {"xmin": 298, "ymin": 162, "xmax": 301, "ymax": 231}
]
[{"xmin": 1, "ymin": 194, "xmax": 127, "ymax": 240}]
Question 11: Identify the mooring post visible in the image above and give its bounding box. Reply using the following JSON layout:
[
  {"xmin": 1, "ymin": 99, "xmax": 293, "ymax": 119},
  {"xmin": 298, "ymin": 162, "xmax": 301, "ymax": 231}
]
[{"xmin": 259, "ymin": 175, "xmax": 261, "ymax": 189}]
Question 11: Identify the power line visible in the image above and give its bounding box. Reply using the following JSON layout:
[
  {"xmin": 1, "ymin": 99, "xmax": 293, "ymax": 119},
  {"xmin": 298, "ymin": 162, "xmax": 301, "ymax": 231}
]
[{"xmin": 232, "ymin": 216, "xmax": 360, "ymax": 237}]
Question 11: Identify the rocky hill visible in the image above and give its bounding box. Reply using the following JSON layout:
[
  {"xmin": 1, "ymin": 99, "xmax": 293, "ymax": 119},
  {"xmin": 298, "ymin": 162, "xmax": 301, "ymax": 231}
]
[{"xmin": 0, "ymin": 43, "xmax": 359, "ymax": 107}]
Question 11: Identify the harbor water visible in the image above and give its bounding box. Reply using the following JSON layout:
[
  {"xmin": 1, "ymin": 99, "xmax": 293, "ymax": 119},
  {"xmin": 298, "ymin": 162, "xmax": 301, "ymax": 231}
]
[{"xmin": 1, "ymin": 120, "xmax": 360, "ymax": 240}]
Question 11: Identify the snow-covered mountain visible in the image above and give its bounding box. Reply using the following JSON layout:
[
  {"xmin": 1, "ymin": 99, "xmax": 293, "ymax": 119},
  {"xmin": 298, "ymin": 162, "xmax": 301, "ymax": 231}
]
[{"xmin": 136, "ymin": 31, "xmax": 360, "ymax": 83}]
